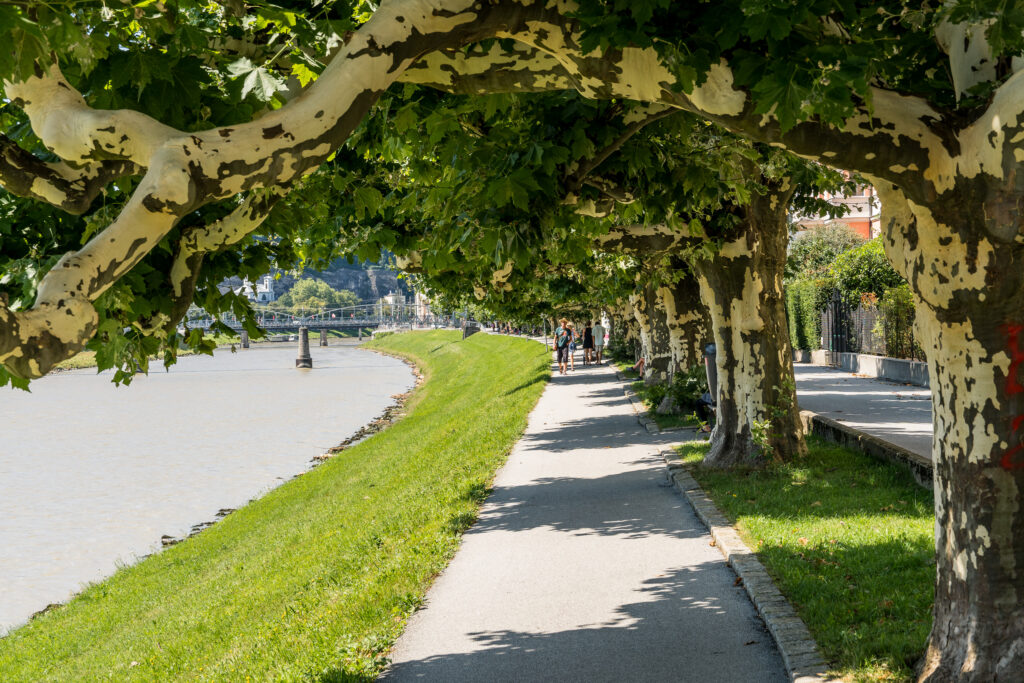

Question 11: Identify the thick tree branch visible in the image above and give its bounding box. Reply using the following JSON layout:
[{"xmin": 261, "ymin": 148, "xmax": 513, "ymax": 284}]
[
  {"xmin": 598, "ymin": 224, "xmax": 697, "ymax": 258},
  {"xmin": 401, "ymin": 42, "xmax": 577, "ymax": 93},
  {"xmin": 412, "ymin": 10, "xmax": 961, "ymax": 202},
  {"xmin": 1, "ymin": 0, "xmax": 560, "ymax": 379},
  {"xmin": 170, "ymin": 190, "xmax": 283, "ymax": 299},
  {"xmin": 4, "ymin": 69, "xmax": 181, "ymax": 167},
  {"xmin": 0, "ymin": 134, "xmax": 140, "ymax": 214}
]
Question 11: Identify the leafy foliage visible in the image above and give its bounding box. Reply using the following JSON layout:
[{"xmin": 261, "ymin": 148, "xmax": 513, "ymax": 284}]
[
  {"xmin": 829, "ymin": 238, "xmax": 905, "ymax": 303},
  {"xmin": 573, "ymin": 0, "xmax": 1024, "ymax": 129},
  {"xmin": 273, "ymin": 278, "xmax": 359, "ymax": 312},
  {"xmin": 785, "ymin": 277, "xmax": 830, "ymax": 351},
  {"xmin": 786, "ymin": 223, "xmax": 865, "ymax": 280}
]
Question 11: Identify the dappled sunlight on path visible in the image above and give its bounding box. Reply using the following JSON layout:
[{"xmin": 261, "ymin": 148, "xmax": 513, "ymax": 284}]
[{"xmin": 381, "ymin": 359, "xmax": 786, "ymax": 682}]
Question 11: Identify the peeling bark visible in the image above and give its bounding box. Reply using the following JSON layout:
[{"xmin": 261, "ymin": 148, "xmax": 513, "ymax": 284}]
[
  {"xmin": 0, "ymin": 134, "xmax": 140, "ymax": 214},
  {"xmin": 598, "ymin": 223, "xmax": 694, "ymax": 256},
  {"xmin": 630, "ymin": 283, "xmax": 673, "ymax": 383},
  {"xmin": 609, "ymin": 300, "xmax": 640, "ymax": 361},
  {"xmin": 694, "ymin": 184, "xmax": 805, "ymax": 467},
  {"xmin": 878, "ymin": 184, "xmax": 1024, "ymax": 682},
  {"xmin": 661, "ymin": 266, "xmax": 709, "ymax": 375}
]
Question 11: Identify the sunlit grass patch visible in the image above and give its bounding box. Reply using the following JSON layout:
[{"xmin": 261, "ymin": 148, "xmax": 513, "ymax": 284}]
[{"xmin": 679, "ymin": 437, "xmax": 934, "ymax": 682}]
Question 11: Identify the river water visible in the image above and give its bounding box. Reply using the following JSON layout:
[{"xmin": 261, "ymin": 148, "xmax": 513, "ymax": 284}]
[{"xmin": 0, "ymin": 343, "xmax": 413, "ymax": 634}]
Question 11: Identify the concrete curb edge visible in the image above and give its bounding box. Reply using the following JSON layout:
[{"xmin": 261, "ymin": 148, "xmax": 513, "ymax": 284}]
[
  {"xmin": 798, "ymin": 410, "xmax": 932, "ymax": 490},
  {"xmin": 615, "ymin": 370, "xmax": 698, "ymax": 435},
  {"xmin": 660, "ymin": 449, "xmax": 838, "ymax": 683}
]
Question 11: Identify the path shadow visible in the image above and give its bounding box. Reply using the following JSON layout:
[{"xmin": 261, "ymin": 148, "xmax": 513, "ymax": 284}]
[
  {"xmin": 519, "ymin": 414, "xmax": 682, "ymax": 452},
  {"xmin": 376, "ymin": 563, "xmax": 786, "ymax": 682},
  {"xmin": 465, "ymin": 468, "xmax": 702, "ymax": 541}
]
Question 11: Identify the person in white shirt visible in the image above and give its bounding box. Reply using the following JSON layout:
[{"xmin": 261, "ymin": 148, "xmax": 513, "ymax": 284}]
[{"xmin": 592, "ymin": 321, "xmax": 606, "ymax": 365}]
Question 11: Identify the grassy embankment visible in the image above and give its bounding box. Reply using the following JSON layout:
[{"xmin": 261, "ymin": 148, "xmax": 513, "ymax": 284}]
[
  {"xmin": 679, "ymin": 437, "xmax": 934, "ymax": 682},
  {"xmin": 1, "ymin": 331, "xmax": 549, "ymax": 681}
]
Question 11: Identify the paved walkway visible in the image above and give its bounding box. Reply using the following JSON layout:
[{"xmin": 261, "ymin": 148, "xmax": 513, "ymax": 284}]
[
  {"xmin": 793, "ymin": 363, "xmax": 932, "ymax": 458},
  {"xmin": 382, "ymin": 360, "xmax": 786, "ymax": 682}
]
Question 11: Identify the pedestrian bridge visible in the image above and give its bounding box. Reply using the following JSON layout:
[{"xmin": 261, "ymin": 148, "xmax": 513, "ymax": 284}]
[{"xmin": 184, "ymin": 303, "xmax": 446, "ymax": 334}]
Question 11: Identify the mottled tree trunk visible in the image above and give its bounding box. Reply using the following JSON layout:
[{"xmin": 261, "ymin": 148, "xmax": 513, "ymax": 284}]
[
  {"xmin": 694, "ymin": 186, "xmax": 805, "ymax": 467},
  {"xmin": 879, "ymin": 186, "xmax": 1024, "ymax": 682},
  {"xmin": 662, "ymin": 267, "xmax": 710, "ymax": 375},
  {"xmin": 631, "ymin": 284, "xmax": 672, "ymax": 383}
]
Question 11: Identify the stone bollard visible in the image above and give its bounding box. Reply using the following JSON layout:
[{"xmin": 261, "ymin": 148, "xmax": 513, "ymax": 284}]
[
  {"xmin": 320, "ymin": 329, "xmax": 328, "ymax": 346},
  {"xmin": 358, "ymin": 328, "xmax": 362, "ymax": 341},
  {"xmin": 240, "ymin": 329, "xmax": 249, "ymax": 349},
  {"xmin": 296, "ymin": 327, "xmax": 313, "ymax": 368}
]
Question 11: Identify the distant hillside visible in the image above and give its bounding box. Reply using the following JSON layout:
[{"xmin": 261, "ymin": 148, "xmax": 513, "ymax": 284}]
[{"xmin": 222, "ymin": 259, "xmax": 411, "ymax": 303}]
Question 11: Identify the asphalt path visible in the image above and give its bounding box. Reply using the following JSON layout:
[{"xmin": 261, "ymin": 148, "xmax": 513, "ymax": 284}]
[
  {"xmin": 382, "ymin": 358, "xmax": 787, "ymax": 682},
  {"xmin": 794, "ymin": 363, "xmax": 933, "ymax": 459}
]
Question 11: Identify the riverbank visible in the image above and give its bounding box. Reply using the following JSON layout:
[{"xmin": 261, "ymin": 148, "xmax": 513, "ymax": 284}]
[
  {"xmin": 0, "ymin": 331, "xmax": 549, "ymax": 680},
  {"xmin": 1, "ymin": 344, "xmax": 414, "ymax": 634}
]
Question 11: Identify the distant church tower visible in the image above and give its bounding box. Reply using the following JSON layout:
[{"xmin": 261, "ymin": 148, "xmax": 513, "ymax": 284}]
[{"xmin": 255, "ymin": 275, "xmax": 276, "ymax": 303}]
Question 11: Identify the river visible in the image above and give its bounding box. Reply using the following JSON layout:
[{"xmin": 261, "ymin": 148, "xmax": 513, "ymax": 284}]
[{"xmin": 0, "ymin": 343, "xmax": 414, "ymax": 634}]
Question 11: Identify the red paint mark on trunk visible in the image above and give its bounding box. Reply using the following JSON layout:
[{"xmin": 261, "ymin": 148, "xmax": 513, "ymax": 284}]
[
  {"xmin": 1002, "ymin": 445, "xmax": 1024, "ymax": 470},
  {"xmin": 1001, "ymin": 325, "xmax": 1024, "ymax": 469},
  {"xmin": 1004, "ymin": 324, "xmax": 1024, "ymax": 395}
]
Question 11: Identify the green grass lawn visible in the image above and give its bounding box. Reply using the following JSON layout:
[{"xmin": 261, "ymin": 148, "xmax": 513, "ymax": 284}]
[
  {"xmin": 1, "ymin": 331, "xmax": 549, "ymax": 681},
  {"xmin": 678, "ymin": 437, "xmax": 934, "ymax": 682}
]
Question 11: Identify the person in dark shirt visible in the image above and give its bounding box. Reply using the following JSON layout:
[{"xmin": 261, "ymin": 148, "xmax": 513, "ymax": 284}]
[{"xmin": 582, "ymin": 322, "xmax": 595, "ymax": 366}]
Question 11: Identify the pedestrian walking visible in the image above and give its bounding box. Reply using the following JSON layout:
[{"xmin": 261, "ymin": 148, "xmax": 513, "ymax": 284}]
[
  {"xmin": 553, "ymin": 318, "xmax": 572, "ymax": 375},
  {"xmin": 582, "ymin": 322, "xmax": 595, "ymax": 365},
  {"xmin": 593, "ymin": 320, "xmax": 606, "ymax": 365},
  {"xmin": 567, "ymin": 322, "xmax": 577, "ymax": 372}
]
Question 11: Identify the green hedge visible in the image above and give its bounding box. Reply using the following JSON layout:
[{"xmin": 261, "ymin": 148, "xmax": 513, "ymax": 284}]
[{"xmin": 786, "ymin": 277, "xmax": 830, "ymax": 351}]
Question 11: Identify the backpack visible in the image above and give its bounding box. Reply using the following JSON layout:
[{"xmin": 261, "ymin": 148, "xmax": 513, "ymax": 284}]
[{"xmin": 556, "ymin": 327, "xmax": 571, "ymax": 348}]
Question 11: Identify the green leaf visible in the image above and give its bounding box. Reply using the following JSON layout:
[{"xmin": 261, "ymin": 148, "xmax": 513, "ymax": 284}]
[
  {"xmin": 228, "ymin": 58, "xmax": 285, "ymax": 102},
  {"xmin": 353, "ymin": 186, "xmax": 384, "ymax": 219},
  {"xmin": 291, "ymin": 62, "xmax": 318, "ymax": 88}
]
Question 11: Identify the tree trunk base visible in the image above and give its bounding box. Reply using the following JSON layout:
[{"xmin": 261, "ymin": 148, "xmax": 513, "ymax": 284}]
[{"xmin": 702, "ymin": 425, "xmax": 762, "ymax": 468}]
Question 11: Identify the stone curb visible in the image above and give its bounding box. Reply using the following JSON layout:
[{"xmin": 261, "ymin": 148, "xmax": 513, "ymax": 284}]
[
  {"xmin": 615, "ymin": 370, "xmax": 697, "ymax": 435},
  {"xmin": 798, "ymin": 410, "xmax": 932, "ymax": 490},
  {"xmin": 660, "ymin": 448, "xmax": 838, "ymax": 683}
]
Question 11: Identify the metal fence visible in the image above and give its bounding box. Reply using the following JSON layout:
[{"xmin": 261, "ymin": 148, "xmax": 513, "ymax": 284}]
[{"xmin": 820, "ymin": 291, "xmax": 924, "ymax": 363}]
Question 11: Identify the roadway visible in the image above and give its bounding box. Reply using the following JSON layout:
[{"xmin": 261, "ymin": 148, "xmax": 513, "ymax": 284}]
[{"xmin": 793, "ymin": 363, "xmax": 933, "ymax": 459}]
